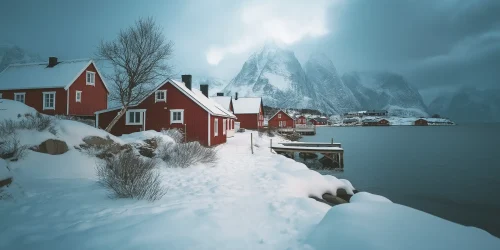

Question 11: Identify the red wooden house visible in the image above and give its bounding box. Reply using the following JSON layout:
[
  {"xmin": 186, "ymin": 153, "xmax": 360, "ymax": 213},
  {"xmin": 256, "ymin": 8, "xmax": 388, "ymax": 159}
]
[
  {"xmin": 414, "ymin": 118, "xmax": 428, "ymax": 126},
  {"xmin": 210, "ymin": 93, "xmax": 236, "ymax": 137},
  {"xmin": 0, "ymin": 57, "xmax": 108, "ymax": 117},
  {"xmin": 95, "ymin": 75, "xmax": 236, "ymax": 147},
  {"xmin": 268, "ymin": 110, "xmax": 295, "ymax": 128},
  {"xmin": 295, "ymin": 115, "xmax": 307, "ymax": 125},
  {"xmin": 309, "ymin": 117, "xmax": 328, "ymax": 125},
  {"xmin": 231, "ymin": 94, "xmax": 264, "ymax": 129}
]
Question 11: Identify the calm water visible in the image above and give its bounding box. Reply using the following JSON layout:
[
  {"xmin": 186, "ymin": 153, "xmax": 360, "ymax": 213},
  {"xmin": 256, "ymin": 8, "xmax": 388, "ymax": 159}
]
[{"xmin": 300, "ymin": 124, "xmax": 500, "ymax": 237}]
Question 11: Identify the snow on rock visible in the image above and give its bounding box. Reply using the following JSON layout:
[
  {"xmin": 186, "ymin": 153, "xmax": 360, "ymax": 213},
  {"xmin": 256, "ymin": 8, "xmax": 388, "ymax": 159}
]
[
  {"xmin": 0, "ymin": 99, "xmax": 38, "ymax": 121},
  {"xmin": 0, "ymin": 159, "xmax": 10, "ymax": 180},
  {"xmin": 120, "ymin": 130, "xmax": 175, "ymax": 145},
  {"xmin": 350, "ymin": 192, "xmax": 392, "ymax": 203},
  {"xmin": 55, "ymin": 119, "xmax": 124, "ymax": 147},
  {"xmin": 306, "ymin": 201, "xmax": 500, "ymax": 250}
]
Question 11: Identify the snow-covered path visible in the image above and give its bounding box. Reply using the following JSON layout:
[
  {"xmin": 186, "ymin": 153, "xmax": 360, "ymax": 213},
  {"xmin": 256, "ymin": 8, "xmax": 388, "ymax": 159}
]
[{"xmin": 1, "ymin": 132, "xmax": 345, "ymax": 250}]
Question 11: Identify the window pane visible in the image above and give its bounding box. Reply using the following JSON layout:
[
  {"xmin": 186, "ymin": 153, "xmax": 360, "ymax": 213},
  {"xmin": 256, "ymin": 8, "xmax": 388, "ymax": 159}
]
[
  {"xmin": 129, "ymin": 113, "xmax": 134, "ymax": 123},
  {"xmin": 135, "ymin": 112, "xmax": 140, "ymax": 123}
]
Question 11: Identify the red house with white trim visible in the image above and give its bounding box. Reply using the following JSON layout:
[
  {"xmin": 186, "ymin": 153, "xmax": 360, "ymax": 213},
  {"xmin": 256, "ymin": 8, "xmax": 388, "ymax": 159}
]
[
  {"xmin": 95, "ymin": 75, "xmax": 236, "ymax": 146},
  {"xmin": 210, "ymin": 93, "xmax": 236, "ymax": 137},
  {"xmin": 268, "ymin": 110, "xmax": 295, "ymax": 128},
  {"xmin": 295, "ymin": 115, "xmax": 307, "ymax": 125},
  {"xmin": 231, "ymin": 95, "xmax": 264, "ymax": 129},
  {"xmin": 0, "ymin": 57, "xmax": 108, "ymax": 117}
]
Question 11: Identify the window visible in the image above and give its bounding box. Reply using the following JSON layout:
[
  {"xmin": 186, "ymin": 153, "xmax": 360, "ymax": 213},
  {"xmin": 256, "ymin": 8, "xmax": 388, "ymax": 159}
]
[
  {"xmin": 278, "ymin": 114, "xmax": 281, "ymax": 118},
  {"xmin": 126, "ymin": 110, "xmax": 143, "ymax": 125},
  {"xmin": 223, "ymin": 119, "xmax": 226, "ymax": 135},
  {"xmin": 14, "ymin": 93, "xmax": 25, "ymax": 103},
  {"xmin": 170, "ymin": 109, "xmax": 184, "ymax": 124},
  {"xmin": 214, "ymin": 118, "xmax": 219, "ymax": 136},
  {"xmin": 76, "ymin": 91, "xmax": 82, "ymax": 102},
  {"xmin": 0, "ymin": 93, "xmax": 3, "ymax": 99},
  {"xmin": 155, "ymin": 90, "xmax": 166, "ymax": 103},
  {"xmin": 86, "ymin": 71, "xmax": 95, "ymax": 85},
  {"xmin": 283, "ymin": 121, "xmax": 286, "ymax": 127},
  {"xmin": 43, "ymin": 92, "xmax": 56, "ymax": 110}
]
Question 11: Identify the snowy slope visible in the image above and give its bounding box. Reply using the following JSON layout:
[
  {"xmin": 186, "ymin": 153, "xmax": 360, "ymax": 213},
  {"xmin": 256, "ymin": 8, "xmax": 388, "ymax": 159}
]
[
  {"xmin": 429, "ymin": 88, "xmax": 500, "ymax": 122},
  {"xmin": 190, "ymin": 76, "xmax": 228, "ymax": 96},
  {"xmin": 223, "ymin": 42, "xmax": 315, "ymax": 109},
  {"xmin": 0, "ymin": 43, "xmax": 42, "ymax": 72},
  {"xmin": 342, "ymin": 72, "xmax": 429, "ymax": 117},
  {"xmin": 305, "ymin": 53, "xmax": 360, "ymax": 114}
]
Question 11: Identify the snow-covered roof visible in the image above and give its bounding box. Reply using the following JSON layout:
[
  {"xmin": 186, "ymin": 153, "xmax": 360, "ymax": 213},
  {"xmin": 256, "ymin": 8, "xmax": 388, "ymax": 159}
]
[
  {"xmin": 232, "ymin": 97, "xmax": 262, "ymax": 114},
  {"xmin": 210, "ymin": 96, "xmax": 232, "ymax": 111},
  {"xmin": 0, "ymin": 59, "xmax": 109, "ymax": 91},
  {"xmin": 269, "ymin": 110, "xmax": 294, "ymax": 120}
]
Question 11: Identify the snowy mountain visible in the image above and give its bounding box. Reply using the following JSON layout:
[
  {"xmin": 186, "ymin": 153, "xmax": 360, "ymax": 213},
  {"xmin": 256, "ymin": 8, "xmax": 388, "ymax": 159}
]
[
  {"xmin": 0, "ymin": 43, "xmax": 42, "ymax": 71},
  {"xmin": 304, "ymin": 53, "xmax": 360, "ymax": 114},
  {"xmin": 342, "ymin": 72, "xmax": 429, "ymax": 117},
  {"xmin": 429, "ymin": 88, "xmax": 500, "ymax": 122},
  {"xmin": 223, "ymin": 42, "xmax": 315, "ymax": 109},
  {"xmin": 190, "ymin": 76, "xmax": 228, "ymax": 96}
]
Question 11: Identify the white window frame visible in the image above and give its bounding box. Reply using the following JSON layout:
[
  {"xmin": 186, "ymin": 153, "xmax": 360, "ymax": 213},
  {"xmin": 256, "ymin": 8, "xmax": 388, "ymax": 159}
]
[
  {"xmin": 170, "ymin": 109, "xmax": 184, "ymax": 124},
  {"xmin": 0, "ymin": 93, "xmax": 3, "ymax": 99},
  {"xmin": 76, "ymin": 90, "xmax": 82, "ymax": 103},
  {"xmin": 155, "ymin": 90, "xmax": 167, "ymax": 103},
  {"xmin": 214, "ymin": 118, "xmax": 219, "ymax": 136},
  {"xmin": 42, "ymin": 92, "xmax": 56, "ymax": 110},
  {"xmin": 14, "ymin": 92, "xmax": 26, "ymax": 103},
  {"xmin": 223, "ymin": 119, "xmax": 226, "ymax": 135},
  {"xmin": 278, "ymin": 114, "xmax": 281, "ymax": 118},
  {"xmin": 126, "ymin": 110, "xmax": 145, "ymax": 125},
  {"xmin": 86, "ymin": 71, "xmax": 95, "ymax": 86}
]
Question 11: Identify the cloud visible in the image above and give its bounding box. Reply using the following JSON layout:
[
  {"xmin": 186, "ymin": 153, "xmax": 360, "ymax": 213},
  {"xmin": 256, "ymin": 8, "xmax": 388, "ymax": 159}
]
[{"xmin": 206, "ymin": 0, "xmax": 340, "ymax": 65}]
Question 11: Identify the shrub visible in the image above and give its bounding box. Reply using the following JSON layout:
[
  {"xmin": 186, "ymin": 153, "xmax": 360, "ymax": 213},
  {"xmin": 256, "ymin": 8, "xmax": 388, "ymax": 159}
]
[
  {"xmin": 96, "ymin": 151, "xmax": 166, "ymax": 201},
  {"xmin": 157, "ymin": 141, "xmax": 218, "ymax": 168},
  {"xmin": 161, "ymin": 128, "xmax": 184, "ymax": 143},
  {"xmin": 55, "ymin": 115, "xmax": 95, "ymax": 127},
  {"xmin": 0, "ymin": 112, "xmax": 53, "ymax": 137},
  {"xmin": 0, "ymin": 133, "xmax": 27, "ymax": 160}
]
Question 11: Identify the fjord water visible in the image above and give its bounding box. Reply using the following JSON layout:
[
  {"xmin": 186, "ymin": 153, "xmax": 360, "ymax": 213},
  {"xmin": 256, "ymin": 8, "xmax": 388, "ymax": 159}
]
[{"xmin": 300, "ymin": 124, "xmax": 500, "ymax": 237}]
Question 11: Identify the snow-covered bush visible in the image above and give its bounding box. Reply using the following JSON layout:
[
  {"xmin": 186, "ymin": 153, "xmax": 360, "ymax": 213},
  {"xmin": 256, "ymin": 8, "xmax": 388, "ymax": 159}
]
[
  {"xmin": 96, "ymin": 151, "xmax": 166, "ymax": 201},
  {"xmin": 161, "ymin": 128, "xmax": 184, "ymax": 143},
  {"xmin": 0, "ymin": 112, "xmax": 53, "ymax": 136},
  {"xmin": 0, "ymin": 133, "xmax": 28, "ymax": 160},
  {"xmin": 55, "ymin": 115, "xmax": 95, "ymax": 127},
  {"xmin": 157, "ymin": 141, "xmax": 218, "ymax": 168}
]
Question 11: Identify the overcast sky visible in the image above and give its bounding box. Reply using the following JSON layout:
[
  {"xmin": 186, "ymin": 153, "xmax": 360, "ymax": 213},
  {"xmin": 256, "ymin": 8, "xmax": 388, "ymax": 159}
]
[{"xmin": 1, "ymin": 0, "xmax": 499, "ymax": 102}]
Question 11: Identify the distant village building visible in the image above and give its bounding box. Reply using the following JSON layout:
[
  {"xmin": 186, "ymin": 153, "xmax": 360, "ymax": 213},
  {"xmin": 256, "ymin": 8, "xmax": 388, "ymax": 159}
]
[
  {"xmin": 414, "ymin": 118, "xmax": 429, "ymax": 126},
  {"xmin": 269, "ymin": 110, "xmax": 294, "ymax": 128},
  {"xmin": 364, "ymin": 110, "xmax": 388, "ymax": 116},
  {"xmin": 343, "ymin": 118, "xmax": 358, "ymax": 124},
  {"xmin": 95, "ymin": 75, "xmax": 236, "ymax": 146},
  {"xmin": 0, "ymin": 57, "xmax": 108, "ymax": 117},
  {"xmin": 309, "ymin": 117, "xmax": 328, "ymax": 125},
  {"xmin": 231, "ymin": 94, "xmax": 264, "ymax": 129},
  {"xmin": 343, "ymin": 112, "xmax": 360, "ymax": 118},
  {"xmin": 362, "ymin": 118, "xmax": 390, "ymax": 126}
]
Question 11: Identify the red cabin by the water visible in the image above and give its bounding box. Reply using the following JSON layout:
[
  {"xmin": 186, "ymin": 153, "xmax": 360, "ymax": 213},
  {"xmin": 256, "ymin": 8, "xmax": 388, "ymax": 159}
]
[
  {"xmin": 309, "ymin": 117, "xmax": 328, "ymax": 125},
  {"xmin": 268, "ymin": 110, "xmax": 295, "ymax": 128},
  {"xmin": 0, "ymin": 57, "xmax": 108, "ymax": 117},
  {"xmin": 231, "ymin": 95, "xmax": 264, "ymax": 129},
  {"xmin": 295, "ymin": 115, "xmax": 307, "ymax": 125},
  {"xmin": 95, "ymin": 75, "xmax": 236, "ymax": 147}
]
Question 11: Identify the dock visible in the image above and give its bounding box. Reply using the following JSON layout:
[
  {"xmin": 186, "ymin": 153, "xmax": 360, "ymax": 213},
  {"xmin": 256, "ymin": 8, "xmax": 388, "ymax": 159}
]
[
  {"xmin": 277, "ymin": 125, "xmax": 316, "ymax": 135},
  {"xmin": 270, "ymin": 140, "xmax": 344, "ymax": 170}
]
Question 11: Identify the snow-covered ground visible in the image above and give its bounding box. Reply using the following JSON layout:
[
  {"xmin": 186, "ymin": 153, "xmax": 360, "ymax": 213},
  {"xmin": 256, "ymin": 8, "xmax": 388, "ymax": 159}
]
[{"xmin": 1, "ymin": 100, "xmax": 498, "ymax": 249}]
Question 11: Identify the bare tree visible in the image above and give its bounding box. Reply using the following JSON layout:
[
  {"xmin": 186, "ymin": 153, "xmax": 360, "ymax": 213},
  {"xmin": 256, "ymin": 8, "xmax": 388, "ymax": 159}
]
[{"xmin": 97, "ymin": 17, "xmax": 174, "ymax": 132}]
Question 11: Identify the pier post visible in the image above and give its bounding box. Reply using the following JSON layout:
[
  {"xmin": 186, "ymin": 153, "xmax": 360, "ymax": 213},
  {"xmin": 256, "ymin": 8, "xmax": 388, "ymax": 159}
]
[
  {"xmin": 331, "ymin": 138, "xmax": 333, "ymax": 144},
  {"xmin": 251, "ymin": 133, "xmax": 254, "ymax": 154},
  {"xmin": 270, "ymin": 139, "xmax": 272, "ymax": 153}
]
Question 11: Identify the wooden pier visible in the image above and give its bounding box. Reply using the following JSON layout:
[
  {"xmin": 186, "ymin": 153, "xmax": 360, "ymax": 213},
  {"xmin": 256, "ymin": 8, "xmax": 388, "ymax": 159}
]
[
  {"xmin": 270, "ymin": 140, "xmax": 344, "ymax": 170},
  {"xmin": 278, "ymin": 125, "xmax": 316, "ymax": 135}
]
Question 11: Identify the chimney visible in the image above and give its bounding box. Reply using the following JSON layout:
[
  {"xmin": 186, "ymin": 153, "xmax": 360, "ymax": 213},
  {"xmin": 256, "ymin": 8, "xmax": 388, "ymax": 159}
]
[
  {"xmin": 181, "ymin": 74, "xmax": 192, "ymax": 90},
  {"xmin": 217, "ymin": 92, "xmax": 224, "ymax": 96},
  {"xmin": 200, "ymin": 84, "xmax": 209, "ymax": 97},
  {"xmin": 235, "ymin": 92, "xmax": 238, "ymax": 100},
  {"xmin": 48, "ymin": 57, "xmax": 58, "ymax": 67}
]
